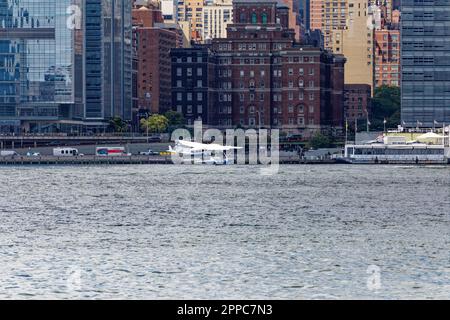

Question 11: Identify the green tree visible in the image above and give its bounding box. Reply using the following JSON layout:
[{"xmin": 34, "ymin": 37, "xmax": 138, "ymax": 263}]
[
  {"xmin": 307, "ymin": 133, "xmax": 332, "ymax": 149},
  {"xmin": 109, "ymin": 116, "xmax": 128, "ymax": 133},
  {"xmin": 141, "ymin": 114, "xmax": 169, "ymax": 134},
  {"xmin": 371, "ymin": 85, "xmax": 400, "ymax": 131},
  {"xmin": 165, "ymin": 110, "xmax": 185, "ymax": 127}
]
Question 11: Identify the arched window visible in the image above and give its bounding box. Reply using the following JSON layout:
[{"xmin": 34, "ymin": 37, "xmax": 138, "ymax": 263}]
[
  {"xmin": 249, "ymin": 106, "xmax": 255, "ymax": 114},
  {"xmin": 240, "ymin": 12, "xmax": 247, "ymax": 23},
  {"xmin": 262, "ymin": 13, "xmax": 268, "ymax": 24},
  {"xmin": 251, "ymin": 13, "xmax": 257, "ymax": 24}
]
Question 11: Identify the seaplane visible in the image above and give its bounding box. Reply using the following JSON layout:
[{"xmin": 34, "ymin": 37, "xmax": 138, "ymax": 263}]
[{"xmin": 168, "ymin": 140, "xmax": 242, "ymax": 165}]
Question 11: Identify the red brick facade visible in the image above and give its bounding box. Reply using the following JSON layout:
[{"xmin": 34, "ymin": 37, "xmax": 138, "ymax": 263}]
[
  {"xmin": 133, "ymin": 6, "xmax": 177, "ymax": 114},
  {"xmin": 208, "ymin": 0, "xmax": 345, "ymax": 136},
  {"xmin": 374, "ymin": 29, "xmax": 400, "ymax": 88},
  {"xmin": 344, "ymin": 84, "xmax": 371, "ymax": 126}
]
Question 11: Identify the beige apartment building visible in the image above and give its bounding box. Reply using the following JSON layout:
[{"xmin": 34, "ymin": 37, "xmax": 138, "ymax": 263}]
[
  {"xmin": 310, "ymin": 0, "xmax": 374, "ymax": 92},
  {"xmin": 202, "ymin": 0, "xmax": 233, "ymax": 41},
  {"xmin": 178, "ymin": 0, "xmax": 205, "ymax": 42}
]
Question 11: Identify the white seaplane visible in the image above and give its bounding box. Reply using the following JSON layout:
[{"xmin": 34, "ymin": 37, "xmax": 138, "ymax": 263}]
[{"xmin": 168, "ymin": 140, "xmax": 242, "ymax": 165}]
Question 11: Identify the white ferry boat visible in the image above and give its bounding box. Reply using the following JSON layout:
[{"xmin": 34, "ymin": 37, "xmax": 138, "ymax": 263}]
[{"xmin": 343, "ymin": 134, "xmax": 450, "ymax": 164}]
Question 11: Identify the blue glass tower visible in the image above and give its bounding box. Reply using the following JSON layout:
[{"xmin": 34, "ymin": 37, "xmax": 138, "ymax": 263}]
[
  {"xmin": 0, "ymin": 0, "xmax": 132, "ymax": 133},
  {"xmin": 401, "ymin": 0, "xmax": 450, "ymax": 127}
]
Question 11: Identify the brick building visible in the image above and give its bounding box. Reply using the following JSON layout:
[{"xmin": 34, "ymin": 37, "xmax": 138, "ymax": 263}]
[
  {"xmin": 171, "ymin": 0, "xmax": 346, "ymax": 137},
  {"xmin": 374, "ymin": 29, "xmax": 400, "ymax": 87},
  {"xmin": 171, "ymin": 47, "xmax": 217, "ymax": 125},
  {"xmin": 133, "ymin": 4, "xmax": 178, "ymax": 115},
  {"xmin": 373, "ymin": 7, "xmax": 401, "ymax": 88},
  {"xmin": 211, "ymin": 0, "xmax": 345, "ymax": 136},
  {"xmin": 344, "ymin": 84, "xmax": 371, "ymax": 128}
]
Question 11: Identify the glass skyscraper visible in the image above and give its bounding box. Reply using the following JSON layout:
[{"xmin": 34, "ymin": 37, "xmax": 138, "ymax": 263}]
[
  {"xmin": 401, "ymin": 0, "xmax": 450, "ymax": 127},
  {"xmin": 0, "ymin": 0, "xmax": 132, "ymax": 133}
]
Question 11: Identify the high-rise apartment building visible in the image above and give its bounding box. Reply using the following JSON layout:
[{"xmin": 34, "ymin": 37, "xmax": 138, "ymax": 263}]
[
  {"xmin": 401, "ymin": 0, "xmax": 450, "ymax": 127},
  {"xmin": 309, "ymin": 0, "xmax": 374, "ymax": 92},
  {"xmin": 374, "ymin": 27, "xmax": 400, "ymax": 87},
  {"xmin": 342, "ymin": 0, "xmax": 374, "ymax": 89},
  {"xmin": 177, "ymin": 0, "xmax": 205, "ymax": 42},
  {"xmin": 202, "ymin": 0, "xmax": 233, "ymax": 41},
  {"xmin": 0, "ymin": 0, "xmax": 133, "ymax": 133},
  {"xmin": 133, "ymin": 2, "xmax": 178, "ymax": 114}
]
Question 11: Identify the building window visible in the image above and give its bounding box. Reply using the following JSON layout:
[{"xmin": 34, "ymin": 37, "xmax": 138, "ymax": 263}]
[
  {"xmin": 251, "ymin": 13, "xmax": 257, "ymax": 24},
  {"xmin": 262, "ymin": 13, "xmax": 268, "ymax": 24},
  {"xmin": 197, "ymin": 93, "xmax": 203, "ymax": 101},
  {"xmin": 288, "ymin": 92, "xmax": 294, "ymax": 100},
  {"xmin": 197, "ymin": 68, "xmax": 203, "ymax": 76},
  {"xmin": 177, "ymin": 68, "xmax": 182, "ymax": 76},
  {"xmin": 177, "ymin": 93, "xmax": 182, "ymax": 101},
  {"xmin": 240, "ymin": 13, "xmax": 247, "ymax": 23}
]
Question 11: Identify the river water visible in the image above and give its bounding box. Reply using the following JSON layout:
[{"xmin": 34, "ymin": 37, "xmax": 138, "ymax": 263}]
[{"xmin": 0, "ymin": 165, "xmax": 449, "ymax": 299}]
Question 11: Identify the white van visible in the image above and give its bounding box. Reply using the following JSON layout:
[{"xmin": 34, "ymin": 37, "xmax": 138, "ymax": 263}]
[
  {"xmin": 0, "ymin": 150, "xmax": 19, "ymax": 157},
  {"xmin": 53, "ymin": 148, "xmax": 79, "ymax": 157}
]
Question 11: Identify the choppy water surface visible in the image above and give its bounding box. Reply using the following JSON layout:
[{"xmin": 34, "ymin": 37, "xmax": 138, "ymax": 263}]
[{"xmin": 0, "ymin": 165, "xmax": 449, "ymax": 299}]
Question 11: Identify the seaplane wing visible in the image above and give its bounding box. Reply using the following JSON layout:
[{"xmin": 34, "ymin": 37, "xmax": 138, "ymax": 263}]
[{"xmin": 176, "ymin": 140, "xmax": 242, "ymax": 151}]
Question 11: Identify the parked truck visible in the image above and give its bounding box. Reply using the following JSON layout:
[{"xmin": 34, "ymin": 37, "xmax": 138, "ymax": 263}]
[{"xmin": 96, "ymin": 147, "xmax": 130, "ymax": 157}]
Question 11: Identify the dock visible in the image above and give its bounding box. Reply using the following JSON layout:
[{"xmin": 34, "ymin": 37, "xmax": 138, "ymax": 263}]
[
  {"xmin": 0, "ymin": 155, "xmax": 339, "ymax": 166},
  {"xmin": 0, "ymin": 155, "xmax": 172, "ymax": 166}
]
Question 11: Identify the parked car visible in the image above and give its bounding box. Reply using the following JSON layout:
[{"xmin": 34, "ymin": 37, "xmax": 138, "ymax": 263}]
[
  {"xmin": 147, "ymin": 136, "xmax": 162, "ymax": 143},
  {"xmin": 26, "ymin": 152, "xmax": 41, "ymax": 157},
  {"xmin": 139, "ymin": 149, "xmax": 159, "ymax": 156}
]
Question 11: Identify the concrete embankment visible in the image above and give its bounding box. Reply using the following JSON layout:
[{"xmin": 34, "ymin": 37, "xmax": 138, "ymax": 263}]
[{"xmin": 0, "ymin": 155, "xmax": 172, "ymax": 166}]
